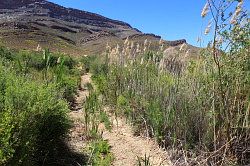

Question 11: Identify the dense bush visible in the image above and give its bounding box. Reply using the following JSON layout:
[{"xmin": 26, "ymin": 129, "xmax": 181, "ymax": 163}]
[
  {"xmin": 0, "ymin": 63, "xmax": 71, "ymax": 165},
  {"xmin": 0, "ymin": 47, "xmax": 80, "ymax": 165},
  {"xmin": 0, "ymin": 47, "xmax": 80, "ymax": 103}
]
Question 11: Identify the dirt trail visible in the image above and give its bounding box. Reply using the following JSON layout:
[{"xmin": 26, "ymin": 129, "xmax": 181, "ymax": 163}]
[
  {"xmin": 68, "ymin": 74, "xmax": 172, "ymax": 166},
  {"xmin": 68, "ymin": 74, "xmax": 91, "ymax": 154},
  {"xmin": 102, "ymin": 116, "xmax": 172, "ymax": 166}
]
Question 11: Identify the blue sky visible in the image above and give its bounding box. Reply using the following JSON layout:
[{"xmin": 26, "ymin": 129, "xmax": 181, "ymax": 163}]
[{"xmin": 48, "ymin": 0, "xmax": 249, "ymax": 47}]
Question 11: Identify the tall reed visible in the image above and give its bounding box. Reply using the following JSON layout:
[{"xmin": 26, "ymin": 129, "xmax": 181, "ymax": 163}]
[{"xmin": 90, "ymin": 1, "xmax": 250, "ymax": 163}]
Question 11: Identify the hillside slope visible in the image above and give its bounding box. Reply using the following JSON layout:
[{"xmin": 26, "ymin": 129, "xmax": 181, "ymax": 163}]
[{"xmin": 0, "ymin": 0, "xmax": 197, "ymax": 56}]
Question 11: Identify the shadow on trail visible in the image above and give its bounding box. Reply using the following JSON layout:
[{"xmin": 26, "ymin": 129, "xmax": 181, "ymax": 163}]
[{"xmin": 40, "ymin": 139, "xmax": 88, "ymax": 166}]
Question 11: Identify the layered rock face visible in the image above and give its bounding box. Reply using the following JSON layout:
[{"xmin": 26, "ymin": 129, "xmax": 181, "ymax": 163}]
[
  {"xmin": 0, "ymin": 0, "xmax": 140, "ymax": 38},
  {"xmin": 0, "ymin": 0, "xmax": 193, "ymax": 56}
]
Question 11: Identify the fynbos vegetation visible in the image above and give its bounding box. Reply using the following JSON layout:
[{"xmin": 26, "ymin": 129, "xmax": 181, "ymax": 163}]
[
  {"xmin": 89, "ymin": 0, "xmax": 249, "ymax": 165},
  {"xmin": 0, "ymin": 0, "xmax": 249, "ymax": 165},
  {"xmin": 0, "ymin": 47, "xmax": 79, "ymax": 165}
]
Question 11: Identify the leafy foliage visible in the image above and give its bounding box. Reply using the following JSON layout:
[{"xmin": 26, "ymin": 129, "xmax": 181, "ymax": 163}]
[
  {"xmin": 0, "ymin": 48, "xmax": 79, "ymax": 165},
  {"xmin": 88, "ymin": 140, "xmax": 113, "ymax": 166}
]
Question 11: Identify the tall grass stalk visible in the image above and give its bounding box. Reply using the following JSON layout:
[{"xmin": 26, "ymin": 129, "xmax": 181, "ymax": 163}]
[{"xmin": 90, "ymin": 1, "xmax": 250, "ymax": 163}]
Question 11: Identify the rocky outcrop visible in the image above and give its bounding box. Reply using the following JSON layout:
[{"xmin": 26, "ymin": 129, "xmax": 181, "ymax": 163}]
[
  {"xmin": 80, "ymin": 31, "xmax": 114, "ymax": 44},
  {"xmin": 166, "ymin": 39, "xmax": 187, "ymax": 46},
  {"xmin": 127, "ymin": 33, "xmax": 161, "ymax": 40}
]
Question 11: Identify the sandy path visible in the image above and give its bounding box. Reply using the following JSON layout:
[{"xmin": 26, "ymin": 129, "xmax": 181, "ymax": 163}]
[
  {"xmin": 68, "ymin": 74, "xmax": 91, "ymax": 154},
  {"xmin": 102, "ymin": 116, "xmax": 172, "ymax": 166},
  {"xmin": 68, "ymin": 73, "xmax": 171, "ymax": 166}
]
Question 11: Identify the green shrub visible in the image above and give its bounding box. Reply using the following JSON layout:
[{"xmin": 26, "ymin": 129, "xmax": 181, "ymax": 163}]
[
  {"xmin": 60, "ymin": 75, "xmax": 79, "ymax": 103},
  {"xmin": 80, "ymin": 55, "xmax": 98, "ymax": 73},
  {"xmin": 0, "ymin": 56, "xmax": 71, "ymax": 165},
  {"xmin": 88, "ymin": 140, "xmax": 113, "ymax": 166}
]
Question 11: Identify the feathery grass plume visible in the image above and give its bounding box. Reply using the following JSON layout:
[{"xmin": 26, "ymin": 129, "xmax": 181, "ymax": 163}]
[
  {"xmin": 106, "ymin": 43, "xmax": 111, "ymax": 53},
  {"xmin": 204, "ymin": 19, "xmax": 212, "ymax": 35},
  {"xmin": 148, "ymin": 41, "xmax": 152, "ymax": 48},
  {"xmin": 130, "ymin": 42, "xmax": 135, "ymax": 58},
  {"xmin": 235, "ymin": 6, "xmax": 242, "ymax": 16},
  {"xmin": 201, "ymin": 2, "xmax": 209, "ymax": 18},
  {"xmin": 124, "ymin": 39, "xmax": 131, "ymax": 56},
  {"xmin": 109, "ymin": 48, "xmax": 116, "ymax": 62},
  {"xmin": 130, "ymin": 41, "xmax": 134, "ymax": 49},
  {"xmin": 43, "ymin": 49, "xmax": 46, "ymax": 60},
  {"xmin": 115, "ymin": 44, "xmax": 120, "ymax": 55},
  {"xmin": 36, "ymin": 44, "xmax": 42, "ymax": 52},
  {"xmin": 184, "ymin": 49, "xmax": 190, "ymax": 58},
  {"xmin": 122, "ymin": 47, "xmax": 126, "ymax": 56},
  {"xmin": 179, "ymin": 43, "xmax": 187, "ymax": 51},
  {"xmin": 140, "ymin": 57, "xmax": 144, "ymax": 64},
  {"xmin": 93, "ymin": 1, "xmax": 250, "ymax": 164},
  {"xmin": 230, "ymin": 18, "xmax": 237, "ymax": 25},
  {"xmin": 230, "ymin": 0, "xmax": 243, "ymax": 24},
  {"xmin": 120, "ymin": 46, "xmax": 126, "ymax": 65},
  {"xmin": 136, "ymin": 43, "xmax": 141, "ymax": 54},
  {"xmin": 124, "ymin": 37, "xmax": 129, "ymax": 45},
  {"xmin": 159, "ymin": 39, "xmax": 164, "ymax": 45},
  {"xmin": 130, "ymin": 41, "xmax": 134, "ymax": 50},
  {"xmin": 57, "ymin": 57, "xmax": 61, "ymax": 64},
  {"xmin": 237, "ymin": 0, "xmax": 243, "ymax": 10},
  {"xmin": 159, "ymin": 44, "xmax": 164, "ymax": 52},
  {"xmin": 143, "ymin": 39, "xmax": 148, "ymax": 52},
  {"xmin": 159, "ymin": 39, "xmax": 164, "ymax": 52},
  {"xmin": 125, "ymin": 47, "xmax": 130, "ymax": 57},
  {"xmin": 144, "ymin": 39, "xmax": 148, "ymax": 46}
]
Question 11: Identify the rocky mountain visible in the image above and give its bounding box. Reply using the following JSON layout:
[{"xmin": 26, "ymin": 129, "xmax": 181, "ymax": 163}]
[{"xmin": 0, "ymin": 0, "xmax": 194, "ymax": 56}]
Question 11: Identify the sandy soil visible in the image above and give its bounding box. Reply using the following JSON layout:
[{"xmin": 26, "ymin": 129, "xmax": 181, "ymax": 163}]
[
  {"xmin": 68, "ymin": 73, "xmax": 172, "ymax": 166},
  {"xmin": 103, "ymin": 115, "xmax": 172, "ymax": 166}
]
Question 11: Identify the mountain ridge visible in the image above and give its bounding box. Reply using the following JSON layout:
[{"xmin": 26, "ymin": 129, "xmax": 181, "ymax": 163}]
[{"xmin": 0, "ymin": 0, "xmax": 193, "ymax": 56}]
